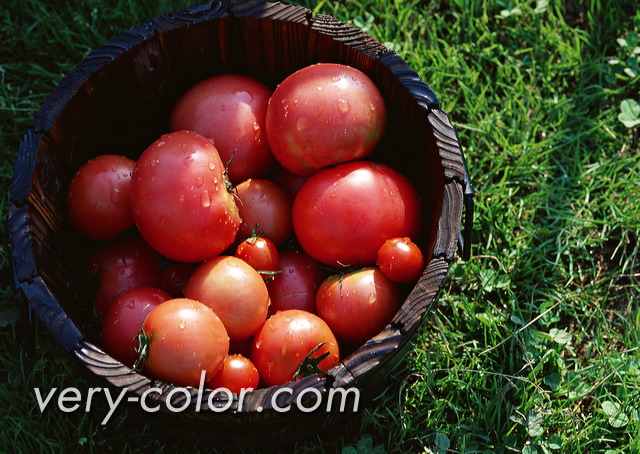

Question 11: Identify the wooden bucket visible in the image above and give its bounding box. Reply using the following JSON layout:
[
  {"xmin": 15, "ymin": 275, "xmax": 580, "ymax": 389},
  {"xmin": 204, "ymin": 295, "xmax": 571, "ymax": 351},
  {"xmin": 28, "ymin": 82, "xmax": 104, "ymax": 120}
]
[{"xmin": 7, "ymin": 0, "xmax": 473, "ymax": 447}]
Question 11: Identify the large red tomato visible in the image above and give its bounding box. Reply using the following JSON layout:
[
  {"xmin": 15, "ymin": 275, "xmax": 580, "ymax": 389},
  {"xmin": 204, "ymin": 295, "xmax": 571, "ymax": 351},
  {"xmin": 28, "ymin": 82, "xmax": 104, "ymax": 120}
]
[
  {"xmin": 251, "ymin": 309, "xmax": 340, "ymax": 387},
  {"xmin": 141, "ymin": 298, "xmax": 230, "ymax": 387},
  {"xmin": 266, "ymin": 249, "xmax": 324, "ymax": 314},
  {"xmin": 265, "ymin": 63, "xmax": 387, "ymax": 176},
  {"xmin": 66, "ymin": 154, "xmax": 136, "ymax": 240},
  {"xmin": 316, "ymin": 267, "xmax": 402, "ymax": 345},
  {"xmin": 183, "ymin": 256, "xmax": 270, "ymax": 341},
  {"xmin": 169, "ymin": 74, "xmax": 274, "ymax": 184},
  {"xmin": 130, "ymin": 130, "xmax": 241, "ymax": 262},
  {"xmin": 292, "ymin": 161, "xmax": 421, "ymax": 268}
]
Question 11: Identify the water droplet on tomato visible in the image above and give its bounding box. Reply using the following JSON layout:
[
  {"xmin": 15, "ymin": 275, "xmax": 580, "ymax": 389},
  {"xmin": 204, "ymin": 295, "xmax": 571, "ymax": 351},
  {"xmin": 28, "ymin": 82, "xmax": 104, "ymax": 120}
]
[
  {"xmin": 368, "ymin": 293, "xmax": 377, "ymax": 304},
  {"xmin": 284, "ymin": 331, "xmax": 294, "ymax": 344},
  {"xmin": 296, "ymin": 117, "xmax": 309, "ymax": 131},
  {"xmin": 178, "ymin": 194, "xmax": 185, "ymax": 202},
  {"xmin": 369, "ymin": 103, "xmax": 376, "ymax": 111},
  {"xmin": 179, "ymin": 320, "xmax": 186, "ymax": 329},
  {"xmin": 127, "ymin": 300, "xmax": 135, "ymax": 309},
  {"xmin": 253, "ymin": 122, "xmax": 260, "ymax": 131},
  {"xmin": 208, "ymin": 162, "xmax": 215, "ymax": 171},
  {"xmin": 337, "ymin": 99, "xmax": 350, "ymax": 114},
  {"xmin": 112, "ymin": 319, "xmax": 119, "ymax": 325},
  {"xmin": 280, "ymin": 345, "xmax": 287, "ymax": 356},
  {"xmin": 110, "ymin": 187, "xmax": 121, "ymax": 203},
  {"xmin": 151, "ymin": 158, "xmax": 160, "ymax": 167},
  {"xmin": 184, "ymin": 156, "xmax": 193, "ymax": 166},
  {"xmin": 317, "ymin": 85, "xmax": 323, "ymax": 91},
  {"xmin": 157, "ymin": 141, "xmax": 165, "ymax": 147},
  {"xmin": 201, "ymin": 190, "xmax": 211, "ymax": 208}
]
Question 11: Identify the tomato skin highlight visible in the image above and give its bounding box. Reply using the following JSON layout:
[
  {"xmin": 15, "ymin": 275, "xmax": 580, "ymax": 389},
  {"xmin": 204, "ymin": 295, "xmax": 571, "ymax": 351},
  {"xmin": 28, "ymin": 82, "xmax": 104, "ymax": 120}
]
[
  {"xmin": 266, "ymin": 63, "xmax": 387, "ymax": 176},
  {"xmin": 183, "ymin": 256, "xmax": 270, "ymax": 341},
  {"xmin": 376, "ymin": 237, "xmax": 425, "ymax": 284},
  {"xmin": 251, "ymin": 309, "xmax": 339, "ymax": 388},
  {"xmin": 316, "ymin": 267, "xmax": 402, "ymax": 345},
  {"xmin": 292, "ymin": 161, "xmax": 422, "ymax": 268},
  {"xmin": 142, "ymin": 298, "xmax": 230, "ymax": 387},
  {"xmin": 169, "ymin": 74, "xmax": 274, "ymax": 184},
  {"xmin": 130, "ymin": 130, "xmax": 241, "ymax": 262},
  {"xmin": 100, "ymin": 286, "xmax": 171, "ymax": 367},
  {"xmin": 66, "ymin": 154, "xmax": 136, "ymax": 240}
]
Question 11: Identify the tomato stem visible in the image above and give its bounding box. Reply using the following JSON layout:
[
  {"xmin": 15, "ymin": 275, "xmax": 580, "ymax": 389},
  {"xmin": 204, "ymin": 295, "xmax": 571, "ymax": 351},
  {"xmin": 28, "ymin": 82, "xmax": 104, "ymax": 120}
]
[
  {"xmin": 132, "ymin": 329, "xmax": 149, "ymax": 372},
  {"xmin": 293, "ymin": 342, "xmax": 330, "ymax": 379}
]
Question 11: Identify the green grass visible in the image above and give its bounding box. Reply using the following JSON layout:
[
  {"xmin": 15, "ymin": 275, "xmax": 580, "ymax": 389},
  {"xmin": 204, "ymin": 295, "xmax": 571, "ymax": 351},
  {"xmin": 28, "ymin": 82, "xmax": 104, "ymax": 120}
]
[{"xmin": 2, "ymin": 0, "xmax": 639, "ymax": 452}]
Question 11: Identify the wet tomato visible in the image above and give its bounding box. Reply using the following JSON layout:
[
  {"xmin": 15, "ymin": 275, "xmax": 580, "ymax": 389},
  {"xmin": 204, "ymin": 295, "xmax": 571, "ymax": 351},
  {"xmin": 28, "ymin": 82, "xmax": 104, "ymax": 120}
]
[
  {"xmin": 207, "ymin": 354, "xmax": 260, "ymax": 394},
  {"xmin": 376, "ymin": 237, "xmax": 424, "ymax": 284}
]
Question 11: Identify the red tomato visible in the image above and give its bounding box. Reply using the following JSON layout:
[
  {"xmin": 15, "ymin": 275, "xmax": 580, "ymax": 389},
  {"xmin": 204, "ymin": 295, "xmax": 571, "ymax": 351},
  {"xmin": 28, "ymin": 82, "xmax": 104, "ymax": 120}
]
[
  {"xmin": 265, "ymin": 63, "xmax": 387, "ymax": 176},
  {"xmin": 376, "ymin": 237, "xmax": 424, "ymax": 284},
  {"xmin": 85, "ymin": 234, "xmax": 162, "ymax": 280},
  {"xmin": 207, "ymin": 354, "xmax": 259, "ymax": 394},
  {"xmin": 130, "ymin": 130, "xmax": 241, "ymax": 262},
  {"xmin": 161, "ymin": 262, "xmax": 198, "ymax": 297},
  {"xmin": 266, "ymin": 249, "xmax": 324, "ymax": 314},
  {"xmin": 292, "ymin": 161, "xmax": 421, "ymax": 268},
  {"xmin": 169, "ymin": 74, "xmax": 274, "ymax": 184},
  {"xmin": 94, "ymin": 256, "xmax": 164, "ymax": 316},
  {"xmin": 141, "ymin": 298, "xmax": 229, "ymax": 387},
  {"xmin": 316, "ymin": 267, "xmax": 402, "ymax": 345},
  {"xmin": 183, "ymin": 256, "xmax": 270, "ymax": 341},
  {"xmin": 251, "ymin": 310, "xmax": 340, "ymax": 387},
  {"xmin": 66, "ymin": 154, "xmax": 136, "ymax": 240},
  {"xmin": 235, "ymin": 236, "xmax": 280, "ymax": 278},
  {"xmin": 235, "ymin": 178, "xmax": 293, "ymax": 246},
  {"xmin": 100, "ymin": 286, "xmax": 171, "ymax": 367}
]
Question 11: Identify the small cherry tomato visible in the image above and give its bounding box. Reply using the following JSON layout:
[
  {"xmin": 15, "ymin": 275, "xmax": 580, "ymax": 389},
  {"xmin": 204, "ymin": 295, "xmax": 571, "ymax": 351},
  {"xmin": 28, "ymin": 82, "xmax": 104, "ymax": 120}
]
[
  {"xmin": 100, "ymin": 286, "xmax": 171, "ymax": 367},
  {"xmin": 235, "ymin": 236, "xmax": 280, "ymax": 278},
  {"xmin": 316, "ymin": 267, "xmax": 402, "ymax": 345},
  {"xmin": 207, "ymin": 354, "xmax": 259, "ymax": 394},
  {"xmin": 141, "ymin": 298, "xmax": 230, "ymax": 387},
  {"xmin": 251, "ymin": 309, "xmax": 340, "ymax": 387},
  {"xmin": 376, "ymin": 237, "xmax": 424, "ymax": 284},
  {"xmin": 66, "ymin": 154, "xmax": 136, "ymax": 240}
]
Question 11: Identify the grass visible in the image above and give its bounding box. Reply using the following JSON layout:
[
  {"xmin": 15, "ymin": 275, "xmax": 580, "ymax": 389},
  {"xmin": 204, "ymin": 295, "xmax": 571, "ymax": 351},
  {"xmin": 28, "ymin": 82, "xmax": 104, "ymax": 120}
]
[{"xmin": 1, "ymin": 0, "xmax": 639, "ymax": 452}]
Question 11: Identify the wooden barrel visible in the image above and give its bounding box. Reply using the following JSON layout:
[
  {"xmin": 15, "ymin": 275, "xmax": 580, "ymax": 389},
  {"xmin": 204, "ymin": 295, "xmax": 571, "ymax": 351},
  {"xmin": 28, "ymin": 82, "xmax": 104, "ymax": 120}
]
[{"xmin": 7, "ymin": 0, "xmax": 473, "ymax": 447}]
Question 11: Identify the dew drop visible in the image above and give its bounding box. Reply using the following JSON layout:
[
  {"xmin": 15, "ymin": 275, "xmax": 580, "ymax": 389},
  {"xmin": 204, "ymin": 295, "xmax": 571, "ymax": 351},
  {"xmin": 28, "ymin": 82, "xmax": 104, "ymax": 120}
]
[
  {"xmin": 201, "ymin": 190, "xmax": 211, "ymax": 208},
  {"xmin": 110, "ymin": 187, "xmax": 121, "ymax": 203},
  {"xmin": 331, "ymin": 76, "xmax": 341, "ymax": 83},
  {"xmin": 369, "ymin": 103, "xmax": 376, "ymax": 111},
  {"xmin": 127, "ymin": 300, "xmax": 136, "ymax": 309},
  {"xmin": 179, "ymin": 320, "xmax": 186, "ymax": 329},
  {"xmin": 178, "ymin": 194, "xmax": 185, "ymax": 202},
  {"xmin": 112, "ymin": 319, "xmax": 119, "ymax": 325},
  {"xmin": 195, "ymin": 176, "xmax": 204, "ymax": 187},
  {"xmin": 184, "ymin": 156, "xmax": 194, "ymax": 166},
  {"xmin": 317, "ymin": 85, "xmax": 324, "ymax": 91},
  {"xmin": 280, "ymin": 345, "xmax": 287, "ymax": 356},
  {"xmin": 368, "ymin": 293, "xmax": 377, "ymax": 304},
  {"xmin": 296, "ymin": 117, "xmax": 309, "ymax": 131},
  {"xmin": 157, "ymin": 141, "xmax": 165, "ymax": 147},
  {"xmin": 150, "ymin": 158, "xmax": 160, "ymax": 167},
  {"xmin": 208, "ymin": 162, "xmax": 215, "ymax": 171},
  {"xmin": 337, "ymin": 99, "xmax": 350, "ymax": 114},
  {"xmin": 253, "ymin": 122, "xmax": 260, "ymax": 131},
  {"xmin": 284, "ymin": 331, "xmax": 294, "ymax": 344}
]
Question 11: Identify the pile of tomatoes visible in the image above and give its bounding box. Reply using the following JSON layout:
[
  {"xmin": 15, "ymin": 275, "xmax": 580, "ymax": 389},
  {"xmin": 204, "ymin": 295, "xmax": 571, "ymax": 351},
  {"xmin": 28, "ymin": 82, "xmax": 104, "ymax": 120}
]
[{"xmin": 66, "ymin": 63, "xmax": 426, "ymax": 392}]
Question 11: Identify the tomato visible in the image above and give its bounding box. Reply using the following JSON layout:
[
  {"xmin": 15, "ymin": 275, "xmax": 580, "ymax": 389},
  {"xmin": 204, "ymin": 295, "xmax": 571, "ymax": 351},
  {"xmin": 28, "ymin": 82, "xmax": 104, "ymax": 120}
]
[
  {"xmin": 85, "ymin": 234, "xmax": 162, "ymax": 280},
  {"xmin": 66, "ymin": 154, "xmax": 136, "ymax": 240},
  {"xmin": 292, "ymin": 161, "xmax": 421, "ymax": 268},
  {"xmin": 207, "ymin": 354, "xmax": 259, "ymax": 394},
  {"xmin": 266, "ymin": 249, "xmax": 324, "ymax": 314},
  {"xmin": 141, "ymin": 298, "xmax": 229, "ymax": 387},
  {"xmin": 100, "ymin": 286, "xmax": 171, "ymax": 367},
  {"xmin": 169, "ymin": 74, "xmax": 274, "ymax": 184},
  {"xmin": 265, "ymin": 63, "xmax": 387, "ymax": 176},
  {"xmin": 269, "ymin": 163, "xmax": 308, "ymax": 198},
  {"xmin": 130, "ymin": 130, "xmax": 241, "ymax": 262},
  {"xmin": 376, "ymin": 237, "xmax": 424, "ymax": 284},
  {"xmin": 94, "ymin": 258, "xmax": 164, "ymax": 316},
  {"xmin": 251, "ymin": 310, "xmax": 340, "ymax": 387},
  {"xmin": 183, "ymin": 256, "xmax": 270, "ymax": 341},
  {"xmin": 235, "ymin": 178, "xmax": 293, "ymax": 246},
  {"xmin": 235, "ymin": 236, "xmax": 280, "ymax": 278},
  {"xmin": 316, "ymin": 267, "xmax": 402, "ymax": 345},
  {"xmin": 161, "ymin": 262, "xmax": 198, "ymax": 297}
]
